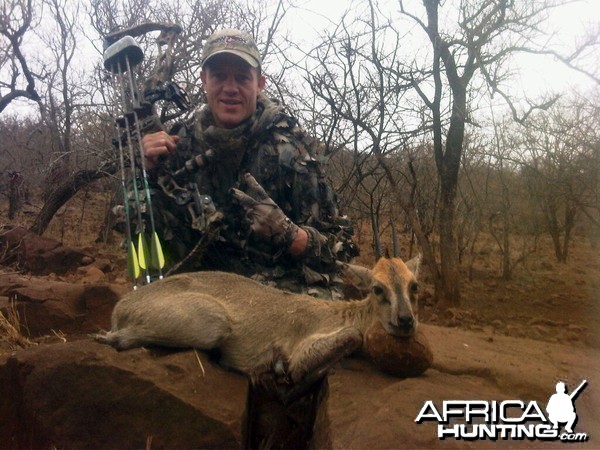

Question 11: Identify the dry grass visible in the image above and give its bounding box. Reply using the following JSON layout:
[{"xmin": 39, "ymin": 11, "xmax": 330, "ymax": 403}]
[
  {"xmin": 194, "ymin": 349, "xmax": 206, "ymax": 376},
  {"xmin": 0, "ymin": 299, "xmax": 34, "ymax": 350}
]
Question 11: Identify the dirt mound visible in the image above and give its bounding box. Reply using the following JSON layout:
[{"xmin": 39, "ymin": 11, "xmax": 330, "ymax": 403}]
[
  {"xmin": 0, "ymin": 274, "xmax": 127, "ymax": 337},
  {"xmin": 331, "ymin": 324, "xmax": 600, "ymax": 449},
  {"xmin": 0, "ymin": 340, "xmax": 246, "ymax": 449},
  {"xmin": 1, "ymin": 325, "xmax": 597, "ymax": 449},
  {"xmin": 0, "ymin": 225, "xmax": 94, "ymax": 275}
]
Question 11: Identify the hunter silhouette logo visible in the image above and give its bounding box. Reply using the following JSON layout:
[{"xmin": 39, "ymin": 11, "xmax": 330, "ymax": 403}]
[
  {"xmin": 415, "ymin": 379, "xmax": 589, "ymax": 442},
  {"xmin": 546, "ymin": 380, "xmax": 587, "ymax": 434}
]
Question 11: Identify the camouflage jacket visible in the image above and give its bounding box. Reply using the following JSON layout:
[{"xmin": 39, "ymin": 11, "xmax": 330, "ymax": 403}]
[{"xmin": 134, "ymin": 95, "xmax": 358, "ymax": 297}]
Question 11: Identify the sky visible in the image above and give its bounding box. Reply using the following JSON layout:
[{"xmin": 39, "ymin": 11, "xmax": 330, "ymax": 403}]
[
  {"xmin": 2, "ymin": 0, "xmax": 599, "ymax": 118},
  {"xmin": 284, "ymin": 0, "xmax": 600, "ymax": 99}
]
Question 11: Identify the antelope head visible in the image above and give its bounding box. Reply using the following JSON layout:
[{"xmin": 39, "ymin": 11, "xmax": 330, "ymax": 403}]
[{"xmin": 370, "ymin": 255, "xmax": 421, "ymax": 337}]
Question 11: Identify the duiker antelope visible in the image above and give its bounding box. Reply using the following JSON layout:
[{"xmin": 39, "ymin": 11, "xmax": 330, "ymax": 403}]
[{"xmin": 97, "ymin": 256, "xmax": 420, "ymax": 387}]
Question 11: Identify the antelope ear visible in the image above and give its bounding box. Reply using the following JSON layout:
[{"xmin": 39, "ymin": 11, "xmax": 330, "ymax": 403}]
[
  {"xmin": 405, "ymin": 254, "xmax": 422, "ymax": 279},
  {"xmin": 336, "ymin": 261, "xmax": 373, "ymax": 291}
]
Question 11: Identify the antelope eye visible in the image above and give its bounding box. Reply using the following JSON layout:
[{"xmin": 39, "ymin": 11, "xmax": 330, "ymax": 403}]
[
  {"xmin": 409, "ymin": 282, "xmax": 419, "ymax": 294},
  {"xmin": 372, "ymin": 285, "xmax": 384, "ymax": 296}
]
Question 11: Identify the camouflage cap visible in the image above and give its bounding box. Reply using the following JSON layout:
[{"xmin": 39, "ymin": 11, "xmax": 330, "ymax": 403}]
[{"xmin": 201, "ymin": 29, "xmax": 261, "ymax": 69}]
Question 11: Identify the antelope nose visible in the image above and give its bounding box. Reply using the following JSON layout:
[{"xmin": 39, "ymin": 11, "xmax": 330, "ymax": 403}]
[{"xmin": 397, "ymin": 316, "xmax": 414, "ymax": 329}]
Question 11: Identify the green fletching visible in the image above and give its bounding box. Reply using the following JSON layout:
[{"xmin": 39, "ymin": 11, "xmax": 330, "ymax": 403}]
[
  {"xmin": 127, "ymin": 241, "xmax": 140, "ymax": 279},
  {"xmin": 137, "ymin": 233, "xmax": 150, "ymax": 270},
  {"xmin": 151, "ymin": 232, "xmax": 165, "ymax": 269}
]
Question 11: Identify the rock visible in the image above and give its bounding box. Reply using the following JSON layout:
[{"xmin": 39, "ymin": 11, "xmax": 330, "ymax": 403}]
[
  {"xmin": 491, "ymin": 319, "xmax": 504, "ymax": 329},
  {"xmin": 0, "ymin": 339, "xmax": 333, "ymax": 449},
  {"xmin": 0, "ymin": 225, "xmax": 94, "ymax": 275},
  {"xmin": 363, "ymin": 322, "xmax": 433, "ymax": 377},
  {"xmin": 0, "ymin": 340, "xmax": 246, "ymax": 449},
  {"xmin": 81, "ymin": 255, "xmax": 95, "ymax": 265},
  {"xmin": 506, "ymin": 325, "xmax": 526, "ymax": 338},
  {"xmin": 0, "ymin": 274, "xmax": 128, "ymax": 336},
  {"xmin": 92, "ymin": 257, "xmax": 115, "ymax": 273},
  {"xmin": 531, "ymin": 324, "xmax": 549, "ymax": 339},
  {"xmin": 76, "ymin": 265, "xmax": 106, "ymax": 283}
]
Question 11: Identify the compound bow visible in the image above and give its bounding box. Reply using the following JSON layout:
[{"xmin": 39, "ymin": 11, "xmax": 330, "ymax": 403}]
[{"xmin": 103, "ymin": 22, "xmax": 189, "ymax": 287}]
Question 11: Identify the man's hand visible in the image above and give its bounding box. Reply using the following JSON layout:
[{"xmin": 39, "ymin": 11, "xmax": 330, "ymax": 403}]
[
  {"xmin": 141, "ymin": 131, "xmax": 180, "ymax": 169},
  {"xmin": 231, "ymin": 173, "xmax": 307, "ymax": 255}
]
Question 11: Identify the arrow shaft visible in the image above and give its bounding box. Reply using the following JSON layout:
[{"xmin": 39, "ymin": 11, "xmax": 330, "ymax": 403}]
[
  {"xmin": 108, "ymin": 69, "xmax": 139, "ymax": 287},
  {"xmin": 124, "ymin": 53, "xmax": 164, "ymax": 280},
  {"xmin": 112, "ymin": 65, "xmax": 150, "ymax": 284}
]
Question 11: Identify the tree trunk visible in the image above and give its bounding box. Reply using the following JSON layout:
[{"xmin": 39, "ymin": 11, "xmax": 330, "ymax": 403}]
[
  {"xmin": 403, "ymin": 200, "xmax": 442, "ymax": 295},
  {"xmin": 501, "ymin": 182, "xmax": 512, "ymax": 280},
  {"xmin": 29, "ymin": 167, "xmax": 114, "ymax": 235},
  {"xmin": 96, "ymin": 178, "xmax": 121, "ymax": 244},
  {"xmin": 435, "ymin": 90, "xmax": 466, "ymax": 308},
  {"xmin": 390, "ymin": 218, "xmax": 400, "ymax": 257},
  {"xmin": 544, "ymin": 198, "xmax": 566, "ymax": 263},
  {"xmin": 371, "ymin": 212, "xmax": 382, "ymax": 259},
  {"xmin": 559, "ymin": 204, "xmax": 577, "ymax": 263},
  {"xmin": 438, "ymin": 191, "xmax": 461, "ymax": 308},
  {"xmin": 8, "ymin": 173, "xmax": 25, "ymax": 220}
]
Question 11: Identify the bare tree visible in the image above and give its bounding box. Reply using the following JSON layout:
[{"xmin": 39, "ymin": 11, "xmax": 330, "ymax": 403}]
[
  {"xmin": 38, "ymin": 0, "xmax": 80, "ymax": 167},
  {"xmin": 28, "ymin": 0, "xmax": 101, "ymax": 234},
  {"xmin": 520, "ymin": 93, "xmax": 600, "ymax": 262},
  {"xmin": 390, "ymin": 0, "xmax": 599, "ymax": 306},
  {"xmin": 281, "ymin": 0, "xmax": 449, "ymax": 299},
  {"xmin": 285, "ymin": 0, "xmax": 597, "ymax": 306},
  {"xmin": 0, "ymin": 0, "xmax": 42, "ymax": 112}
]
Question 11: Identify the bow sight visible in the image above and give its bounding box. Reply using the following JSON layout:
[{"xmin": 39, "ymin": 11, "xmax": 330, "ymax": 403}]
[{"xmin": 103, "ymin": 23, "xmax": 189, "ymax": 287}]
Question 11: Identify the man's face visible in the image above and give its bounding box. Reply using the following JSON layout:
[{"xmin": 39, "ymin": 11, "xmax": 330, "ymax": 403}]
[{"xmin": 200, "ymin": 54, "xmax": 266, "ymax": 128}]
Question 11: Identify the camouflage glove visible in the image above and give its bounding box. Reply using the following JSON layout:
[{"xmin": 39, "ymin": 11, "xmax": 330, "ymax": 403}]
[{"xmin": 231, "ymin": 172, "xmax": 299, "ymax": 248}]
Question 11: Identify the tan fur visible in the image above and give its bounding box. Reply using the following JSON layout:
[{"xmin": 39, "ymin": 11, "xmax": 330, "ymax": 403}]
[{"xmin": 97, "ymin": 256, "xmax": 420, "ymax": 383}]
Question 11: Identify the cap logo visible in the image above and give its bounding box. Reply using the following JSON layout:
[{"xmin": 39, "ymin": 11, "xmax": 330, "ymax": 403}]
[{"xmin": 214, "ymin": 35, "xmax": 247, "ymax": 47}]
